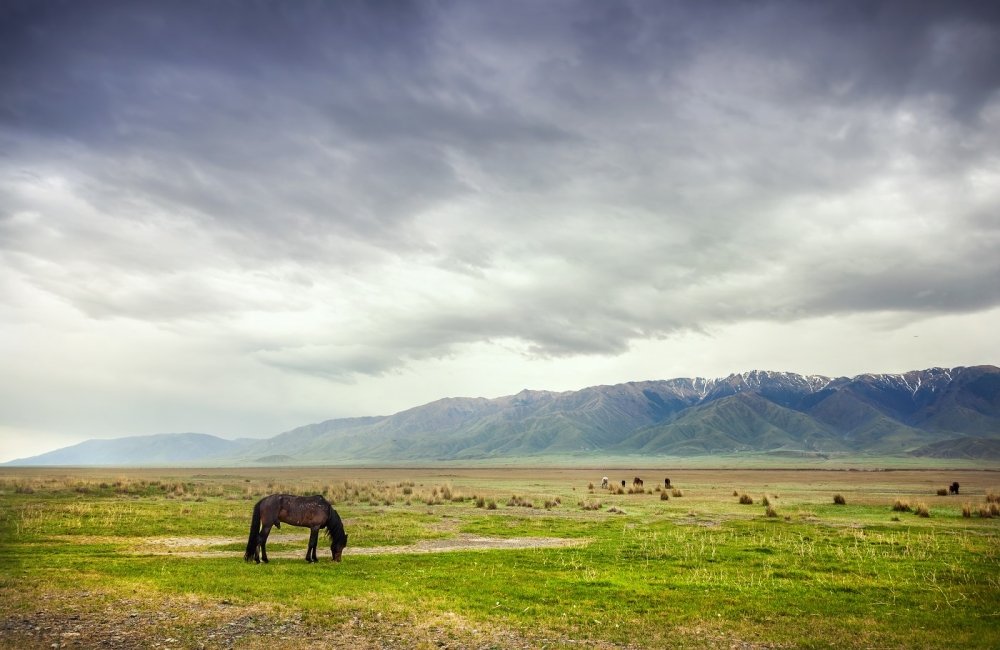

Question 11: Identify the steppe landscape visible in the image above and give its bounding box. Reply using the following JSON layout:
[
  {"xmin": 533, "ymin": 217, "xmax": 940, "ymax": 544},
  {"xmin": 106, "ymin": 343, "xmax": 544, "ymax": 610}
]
[{"xmin": 2, "ymin": 466, "xmax": 998, "ymax": 648}]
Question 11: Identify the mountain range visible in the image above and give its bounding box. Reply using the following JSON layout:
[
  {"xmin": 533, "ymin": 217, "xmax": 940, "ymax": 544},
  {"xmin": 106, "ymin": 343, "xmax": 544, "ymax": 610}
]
[{"xmin": 8, "ymin": 366, "xmax": 1000, "ymax": 466}]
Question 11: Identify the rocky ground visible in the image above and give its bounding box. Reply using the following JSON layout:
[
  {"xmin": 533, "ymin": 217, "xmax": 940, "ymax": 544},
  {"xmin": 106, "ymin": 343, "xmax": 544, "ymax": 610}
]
[{"xmin": 0, "ymin": 589, "xmax": 623, "ymax": 650}]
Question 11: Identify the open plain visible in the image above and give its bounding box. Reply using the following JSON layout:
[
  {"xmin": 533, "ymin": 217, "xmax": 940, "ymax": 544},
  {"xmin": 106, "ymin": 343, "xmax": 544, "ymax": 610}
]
[{"xmin": 1, "ymin": 466, "xmax": 998, "ymax": 649}]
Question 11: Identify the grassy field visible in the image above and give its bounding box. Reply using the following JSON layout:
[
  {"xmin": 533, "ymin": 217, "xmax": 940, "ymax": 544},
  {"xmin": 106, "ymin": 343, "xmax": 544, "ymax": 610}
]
[{"xmin": 1, "ymin": 467, "xmax": 998, "ymax": 649}]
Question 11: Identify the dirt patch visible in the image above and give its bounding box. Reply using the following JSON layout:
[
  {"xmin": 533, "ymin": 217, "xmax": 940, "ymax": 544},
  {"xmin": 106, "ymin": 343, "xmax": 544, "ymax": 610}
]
[
  {"xmin": 0, "ymin": 589, "xmax": 631, "ymax": 650},
  {"xmin": 139, "ymin": 534, "xmax": 589, "ymax": 558}
]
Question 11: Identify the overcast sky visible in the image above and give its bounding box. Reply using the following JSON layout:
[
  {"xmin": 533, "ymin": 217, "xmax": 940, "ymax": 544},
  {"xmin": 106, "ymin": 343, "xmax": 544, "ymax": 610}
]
[{"xmin": 2, "ymin": 0, "xmax": 999, "ymax": 461}]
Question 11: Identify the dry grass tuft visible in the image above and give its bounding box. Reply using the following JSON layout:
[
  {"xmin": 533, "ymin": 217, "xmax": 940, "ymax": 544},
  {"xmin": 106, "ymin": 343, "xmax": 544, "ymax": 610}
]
[
  {"xmin": 833, "ymin": 494, "xmax": 846, "ymax": 505},
  {"xmin": 936, "ymin": 488, "xmax": 948, "ymax": 496},
  {"xmin": 660, "ymin": 491, "xmax": 669, "ymax": 501},
  {"xmin": 765, "ymin": 505, "xmax": 778, "ymax": 518},
  {"xmin": 738, "ymin": 493, "xmax": 754, "ymax": 505},
  {"xmin": 892, "ymin": 499, "xmax": 912, "ymax": 512},
  {"xmin": 671, "ymin": 488, "xmax": 683, "ymax": 497},
  {"xmin": 914, "ymin": 502, "xmax": 930, "ymax": 517},
  {"xmin": 962, "ymin": 503, "xmax": 972, "ymax": 518}
]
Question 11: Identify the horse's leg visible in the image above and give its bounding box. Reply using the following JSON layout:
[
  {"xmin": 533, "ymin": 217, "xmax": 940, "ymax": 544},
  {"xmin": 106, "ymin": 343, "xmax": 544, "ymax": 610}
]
[
  {"xmin": 260, "ymin": 523, "xmax": 274, "ymax": 563},
  {"xmin": 307, "ymin": 528, "xmax": 319, "ymax": 562}
]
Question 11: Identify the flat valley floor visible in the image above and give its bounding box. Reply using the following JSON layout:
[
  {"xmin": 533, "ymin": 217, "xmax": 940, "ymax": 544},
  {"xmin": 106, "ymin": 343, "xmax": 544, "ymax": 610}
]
[{"xmin": 1, "ymin": 466, "xmax": 998, "ymax": 648}]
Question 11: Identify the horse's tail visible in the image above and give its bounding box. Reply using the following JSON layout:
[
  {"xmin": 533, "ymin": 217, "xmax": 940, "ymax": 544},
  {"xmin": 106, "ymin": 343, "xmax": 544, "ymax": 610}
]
[{"xmin": 244, "ymin": 499, "xmax": 262, "ymax": 562}]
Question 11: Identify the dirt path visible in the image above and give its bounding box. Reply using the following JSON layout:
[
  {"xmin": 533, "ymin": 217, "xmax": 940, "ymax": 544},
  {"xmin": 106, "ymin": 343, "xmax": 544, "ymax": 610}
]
[{"xmin": 142, "ymin": 533, "xmax": 589, "ymax": 558}]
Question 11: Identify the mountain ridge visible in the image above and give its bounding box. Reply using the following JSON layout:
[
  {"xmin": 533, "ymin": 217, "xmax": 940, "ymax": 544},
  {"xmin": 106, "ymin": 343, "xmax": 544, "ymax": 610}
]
[{"xmin": 7, "ymin": 366, "xmax": 1000, "ymax": 466}]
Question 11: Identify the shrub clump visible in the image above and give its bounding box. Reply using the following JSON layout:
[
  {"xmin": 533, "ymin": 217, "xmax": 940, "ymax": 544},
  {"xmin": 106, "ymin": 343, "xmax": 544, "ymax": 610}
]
[
  {"xmin": 580, "ymin": 500, "xmax": 602, "ymax": 511},
  {"xmin": 660, "ymin": 491, "xmax": 670, "ymax": 501},
  {"xmin": 914, "ymin": 502, "xmax": 930, "ymax": 518},
  {"xmin": 738, "ymin": 493, "xmax": 754, "ymax": 505},
  {"xmin": 671, "ymin": 488, "xmax": 683, "ymax": 497},
  {"xmin": 962, "ymin": 503, "xmax": 972, "ymax": 518},
  {"xmin": 506, "ymin": 494, "xmax": 533, "ymax": 508},
  {"xmin": 892, "ymin": 499, "xmax": 912, "ymax": 512},
  {"xmin": 833, "ymin": 494, "xmax": 846, "ymax": 505},
  {"xmin": 765, "ymin": 505, "xmax": 779, "ymax": 518},
  {"xmin": 936, "ymin": 488, "xmax": 948, "ymax": 497}
]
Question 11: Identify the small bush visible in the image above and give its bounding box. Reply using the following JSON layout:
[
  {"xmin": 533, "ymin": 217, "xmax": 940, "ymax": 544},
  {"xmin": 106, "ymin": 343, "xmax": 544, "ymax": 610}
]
[
  {"xmin": 660, "ymin": 491, "xmax": 669, "ymax": 501},
  {"xmin": 607, "ymin": 506, "xmax": 625, "ymax": 514},
  {"xmin": 475, "ymin": 497, "xmax": 486, "ymax": 508},
  {"xmin": 991, "ymin": 503, "xmax": 1000, "ymax": 517},
  {"xmin": 833, "ymin": 494, "xmax": 846, "ymax": 505},
  {"xmin": 580, "ymin": 500, "xmax": 602, "ymax": 511},
  {"xmin": 765, "ymin": 505, "xmax": 778, "ymax": 518},
  {"xmin": 506, "ymin": 495, "xmax": 533, "ymax": 508},
  {"xmin": 979, "ymin": 505, "xmax": 994, "ymax": 518},
  {"xmin": 402, "ymin": 486, "xmax": 413, "ymax": 495},
  {"xmin": 587, "ymin": 482, "xmax": 594, "ymax": 490},
  {"xmin": 671, "ymin": 488, "xmax": 683, "ymax": 497},
  {"xmin": 914, "ymin": 502, "xmax": 930, "ymax": 517},
  {"xmin": 962, "ymin": 503, "xmax": 972, "ymax": 518},
  {"xmin": 936, "ymin": 488, "xmax": 948, "ymax": 496},
  {"xmin": 739, "ymin": 493, "xmax": 754, "ymax": 505},
  {"xmin": 892, "ymin": 499, "xmax": 912, "ymax": 512},
  {"xmin": 986, "ymin": 491, "xmax": 999, "ymax": 504},
  {"xmin": 762, "ymin": 495, "xmax": 770, "ymax": 507},
  {"xmin": 732, "ymin": 490, "xmax": 739, "ymax": 497},
  {"xmin": 486, "ymin": 499, "xmax": 497, "ymax": 510}
]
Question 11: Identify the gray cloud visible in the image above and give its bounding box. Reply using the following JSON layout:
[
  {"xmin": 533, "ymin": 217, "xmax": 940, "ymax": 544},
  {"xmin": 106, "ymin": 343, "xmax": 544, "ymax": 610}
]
[{"xmin": 1, "ymin": 0, "xmax": 998, "ymax": 386}]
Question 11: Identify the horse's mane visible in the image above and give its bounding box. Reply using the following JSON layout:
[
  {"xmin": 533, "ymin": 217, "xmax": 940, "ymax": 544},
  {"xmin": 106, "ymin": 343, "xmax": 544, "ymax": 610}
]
[{"xmin": 323, "ymin": 501, "xmax": 345, "ymax": 543}]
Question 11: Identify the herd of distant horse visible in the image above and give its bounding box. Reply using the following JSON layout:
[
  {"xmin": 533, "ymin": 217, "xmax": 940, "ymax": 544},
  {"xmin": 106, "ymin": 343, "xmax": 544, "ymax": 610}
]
[
  {"xmin": 244, "ymin": 478, "xmax": 960, "ymax": 564},
  {"xmin": 599, "ymin": 476, "xmax": 670, "ymax": 490}
]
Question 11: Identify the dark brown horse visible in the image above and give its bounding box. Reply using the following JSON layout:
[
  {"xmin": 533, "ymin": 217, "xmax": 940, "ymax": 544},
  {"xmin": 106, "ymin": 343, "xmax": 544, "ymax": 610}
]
[{"xmin": 244, "ymin": 494, "xmax": 348, "ymax": 564}]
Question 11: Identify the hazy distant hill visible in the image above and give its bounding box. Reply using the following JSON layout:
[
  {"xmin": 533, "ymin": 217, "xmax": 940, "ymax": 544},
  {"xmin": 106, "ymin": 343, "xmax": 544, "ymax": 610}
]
[
  {"xmin": 7, "ymin": 366, "xmax": 1000, "ymax": 466},
  {"xmin": 6, "ymin": 433, "xmax": 254, "ymax": 466}
]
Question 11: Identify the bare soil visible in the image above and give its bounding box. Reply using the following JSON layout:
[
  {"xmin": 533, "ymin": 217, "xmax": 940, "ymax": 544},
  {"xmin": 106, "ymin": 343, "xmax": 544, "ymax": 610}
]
[
  {"xmin": 139, "ymin": 533, "xmax": 588, "ymax": 559},
  {"xmin": 0, "ymin": 589, "xmax": 634, "ymax": 650}
]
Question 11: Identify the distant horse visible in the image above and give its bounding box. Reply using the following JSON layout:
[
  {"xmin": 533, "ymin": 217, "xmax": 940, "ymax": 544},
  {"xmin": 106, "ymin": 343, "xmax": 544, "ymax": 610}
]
[
  {"xmin": 601, "ymin": 477, "xmax": 609, "ymax": 489},
  {"xmin": 664, "ymin": 477, "xmax": 671, "ymax": 488},
  {"xmin": 244, "ymin": 494, "xmax": 348, "ymax": 564},
  {"xmin": 950, "ymin": 482, "xmax": 960, "ymax": 495},
  {"xmin": 633, "ymin": 477, "xmax": 643, "ymax": 488}
]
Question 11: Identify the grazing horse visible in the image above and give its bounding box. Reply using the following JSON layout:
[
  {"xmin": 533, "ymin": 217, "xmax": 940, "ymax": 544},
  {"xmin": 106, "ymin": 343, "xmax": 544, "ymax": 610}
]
[
  {"xmin": 601, "ymin": 477, "xmax": 609, "ymax": 489},
  {"xmin": 633, "ymin": 477, "xmax": 643, "ymax": 489},
  {"xmin": 664, "ymin": 477, "xmax": 671, "ymax": 488},
  {"xmin": 950, "ymin": 482, "xmax": 960, "ymax": 495},
  {"xmin": 244, "ymin": 494, "xmax": 348, "ymax": 564}
]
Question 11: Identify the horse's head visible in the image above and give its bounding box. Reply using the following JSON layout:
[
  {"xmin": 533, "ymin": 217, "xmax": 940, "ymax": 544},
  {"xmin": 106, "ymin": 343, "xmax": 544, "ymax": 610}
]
[{"xmin": 330, "ymin": 529, "xmax": 348, "ymax": 562}]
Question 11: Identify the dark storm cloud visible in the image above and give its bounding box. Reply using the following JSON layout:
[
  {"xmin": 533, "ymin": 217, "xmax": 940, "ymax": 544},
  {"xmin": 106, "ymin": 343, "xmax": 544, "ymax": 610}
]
[{"xmin": 2, "ymin": 0, "xmax": 998, "ymax": 377}]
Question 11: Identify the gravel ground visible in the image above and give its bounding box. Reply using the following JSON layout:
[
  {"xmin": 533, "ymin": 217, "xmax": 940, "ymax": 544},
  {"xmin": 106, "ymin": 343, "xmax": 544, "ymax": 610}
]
[{"xmin": 0, "ymin": 590, "xmax": 630, "ymax": 650}]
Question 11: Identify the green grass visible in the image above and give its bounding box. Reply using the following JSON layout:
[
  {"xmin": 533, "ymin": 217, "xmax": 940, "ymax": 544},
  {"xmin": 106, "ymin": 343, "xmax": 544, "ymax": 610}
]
[{"xmin": 1, "ymin": 468, "xmax": 999, "ymax": 648}]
